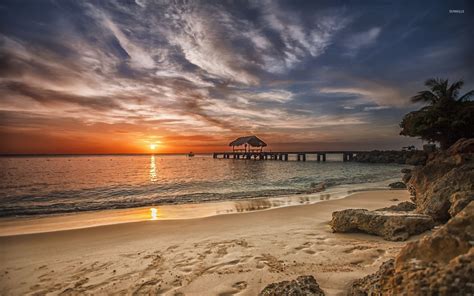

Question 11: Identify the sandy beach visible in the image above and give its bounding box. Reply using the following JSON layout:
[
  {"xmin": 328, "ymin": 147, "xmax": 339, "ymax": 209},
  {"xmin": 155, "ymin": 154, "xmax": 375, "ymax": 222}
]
[{"xmin": 0, "ymin": 190, "xmax": 419, "ymax": 295}]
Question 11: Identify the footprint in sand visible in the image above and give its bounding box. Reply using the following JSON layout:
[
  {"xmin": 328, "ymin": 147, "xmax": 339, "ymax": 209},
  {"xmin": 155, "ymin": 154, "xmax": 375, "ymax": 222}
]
[
  {"xmin": 232, "ymin": 281, "xmax": 248, "ymax": 290},
  {"xmin": 293, "ymin": 242, "xmax": 318, "ymax": 255},
  {"xmin": 254, "ymin": 254, "xmax": 285, "ymax": 272},
  {"xmin": 217, "ymin": 281, "xmax": 248, "ymax": 296},
  {"xmin": 342, "ymin": 245, "xmax": 372, "ymax": 253}
]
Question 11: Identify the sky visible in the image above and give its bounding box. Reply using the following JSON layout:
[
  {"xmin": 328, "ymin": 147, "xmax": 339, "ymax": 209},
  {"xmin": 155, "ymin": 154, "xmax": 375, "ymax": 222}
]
[{"xmin": 0, "ymin": 0, "xmax": 473, "ymax": 154}]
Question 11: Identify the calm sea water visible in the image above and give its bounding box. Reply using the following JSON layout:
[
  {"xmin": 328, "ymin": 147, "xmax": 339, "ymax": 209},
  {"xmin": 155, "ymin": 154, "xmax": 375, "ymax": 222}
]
[{"xmin": 0, "ymin": 154, "xmax": 406, "ymax": 217}]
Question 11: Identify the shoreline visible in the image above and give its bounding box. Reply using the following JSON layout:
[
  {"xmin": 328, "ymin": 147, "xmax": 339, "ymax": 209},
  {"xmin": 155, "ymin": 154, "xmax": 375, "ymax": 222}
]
[
  {"xmin": 0, "ymin": 179, "xmax": 401, "ymax": 237},
  {"xmin": 0, "ymin": 189, "xmax": 419, "ymax": 295}
]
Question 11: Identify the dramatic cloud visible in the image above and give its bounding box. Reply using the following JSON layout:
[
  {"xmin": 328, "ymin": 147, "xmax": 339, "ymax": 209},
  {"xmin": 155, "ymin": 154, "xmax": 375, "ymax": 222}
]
[
  {"xmin": 344, "ymin": 27, "xmax": 381, "ymax": 56},
  {"xmin": 0, "ymin": 0, "xmax": 472, "ymax": 153}
]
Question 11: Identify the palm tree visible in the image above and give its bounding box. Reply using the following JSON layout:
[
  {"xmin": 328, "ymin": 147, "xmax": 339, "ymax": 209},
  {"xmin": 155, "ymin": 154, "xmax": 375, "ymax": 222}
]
[
  {"xmin": 400, "ymin": 78, "xmax": 474, "ymax": 149},
  {"xmin": 411, "ymin": 78, "xmax": 474, "ymax": 104}
]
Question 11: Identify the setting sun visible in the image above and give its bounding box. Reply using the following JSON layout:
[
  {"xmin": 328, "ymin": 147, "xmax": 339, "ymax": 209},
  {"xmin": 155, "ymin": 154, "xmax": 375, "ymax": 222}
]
[{"xmin": 149, "ymin": 144, "xmax": 157, "ymax": 150}]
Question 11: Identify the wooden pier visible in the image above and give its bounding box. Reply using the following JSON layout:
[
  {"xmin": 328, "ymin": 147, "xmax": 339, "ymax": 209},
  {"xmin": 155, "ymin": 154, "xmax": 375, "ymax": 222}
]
[{"xmin": 212, "ymin": 151, "xmax": 365, "ymax": 162}]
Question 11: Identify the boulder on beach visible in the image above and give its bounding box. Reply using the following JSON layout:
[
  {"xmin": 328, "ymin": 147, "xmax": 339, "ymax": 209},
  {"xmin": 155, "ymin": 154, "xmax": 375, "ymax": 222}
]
[
  {"xmin": 407, "ymin": 138, "xmax": 474, "ymax": 222},
  {"xmin": 259, "ymin": 275, "xmax": 325, "ymax": 296},
  {"xmin": 388, "ymin": 181, "xmax": 406, "ymax": 189},
  {"xmin": 376, "ymin": 201, "xmax": 416, "ymax": 212},
  {"xmin": 349, "ymin": 201, "xmax": 474, "ymax": 296},
  {"xmin": 330, "ymin": 208, "xmax": 434, "ymax": 241}
]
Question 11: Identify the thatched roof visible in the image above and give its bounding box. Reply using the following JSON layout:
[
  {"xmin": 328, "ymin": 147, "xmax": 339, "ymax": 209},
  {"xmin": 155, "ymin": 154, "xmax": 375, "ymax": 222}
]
[{"xmin": 229, "ymin": 136, "xmax": 267, "ymax": 147}]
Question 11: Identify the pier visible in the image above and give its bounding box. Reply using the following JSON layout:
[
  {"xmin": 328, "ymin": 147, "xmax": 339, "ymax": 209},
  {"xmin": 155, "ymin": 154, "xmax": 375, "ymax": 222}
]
[
  {"xmin": 220, "ymin": 135, "xmax": 365, "ymax": 162},
  {"xmin": 212, "ymin": 151, "xmax": 364, "ymax": 162}
]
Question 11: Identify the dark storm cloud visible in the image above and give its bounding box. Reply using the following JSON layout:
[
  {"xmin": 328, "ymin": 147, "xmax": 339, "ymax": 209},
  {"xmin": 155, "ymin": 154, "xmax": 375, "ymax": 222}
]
[{"xmin": 0, "ymin": 0, "xmax": 472, "ymax": 151}]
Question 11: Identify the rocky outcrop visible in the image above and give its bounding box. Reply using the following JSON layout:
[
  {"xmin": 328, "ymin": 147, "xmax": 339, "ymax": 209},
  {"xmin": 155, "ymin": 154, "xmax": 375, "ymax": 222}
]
[
  {"xmin": 350, "ymin": 201, "xmax": 474, "ymax": 296},
  {"xmin": 401, "ymin": 168, "xmax": 412, "ymax": 183},
  {"xmin": 388, "ymin": 181, "xmax": 406, "ymax": 189},
  {"xmin": 407, "ymin": 138, "xmax": 474, "ymax": 221},
  {"xmin": 330, "ymin": 208, "xmax": 434, "ymax": 241},
  {"xmin": 353, "ymin": 150, "xmax": 427, "ymax": 165},
  {"xmin": 350, "ymin": 259, "xmax": 395, "ymax": 296},
  {"xmin": 259, "ymin": 276, "xmax": 324, "ymax": 296},
  {"xmin": 376, "ymin": 201, "xmax": 416, "ymax": 212}
]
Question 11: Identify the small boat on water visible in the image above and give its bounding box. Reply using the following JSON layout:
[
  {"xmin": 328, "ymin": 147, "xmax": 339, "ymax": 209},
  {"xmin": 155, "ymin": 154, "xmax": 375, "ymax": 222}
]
[{"xmin": 188, "ymin": 152, "xmax": 195, "ymax": 157}]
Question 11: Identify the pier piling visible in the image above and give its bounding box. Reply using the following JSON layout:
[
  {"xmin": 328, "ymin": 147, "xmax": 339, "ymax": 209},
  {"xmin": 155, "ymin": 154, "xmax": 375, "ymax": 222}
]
[{"xmin": 212, "ymin": 151, "xmax": 363, "ymax": 162}]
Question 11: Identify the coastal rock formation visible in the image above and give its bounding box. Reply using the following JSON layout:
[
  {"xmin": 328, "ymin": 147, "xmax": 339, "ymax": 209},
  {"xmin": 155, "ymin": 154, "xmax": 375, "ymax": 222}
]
[
  {"xmin": 350, "ymin": 259, "xmax": 395, "ymax": 296},
  {"xmin": 259, "ymin": 276, "xmax": 325, "ymax": 296},
  {"xmin": 401, "ymin": 168, "xmax": 412, "ymax": 184},
  {"xmin": 407, "ymin": 138, "xmax": 474, "ymax": 221},
  {"xmin": 353, "ymin": 150, "xmax": 427, "ymax": 165},
  {"xmin": 350, "ymin": 201, "xmax": 474, "ymax": 296},
  {"xmin": 330, "ymin": 208, "xmax": 434, "ymax": 241},
  {"xmin": 376, "ymin": 201, "xmax": 416, "ymax": 212}
]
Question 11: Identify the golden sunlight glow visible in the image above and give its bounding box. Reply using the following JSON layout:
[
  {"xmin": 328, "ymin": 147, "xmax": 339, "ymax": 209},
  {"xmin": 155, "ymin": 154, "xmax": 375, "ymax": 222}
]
[
  {"xmin": 149, "ymin": 155, "xmax": 157, "ymax": 182},
  {"xmin": 150, "ymin": 207, "xmax": 158, "ymax": 220},
  {"xmin": 149, "ymin": 144, "xmax": 157, "ymax": 150}
]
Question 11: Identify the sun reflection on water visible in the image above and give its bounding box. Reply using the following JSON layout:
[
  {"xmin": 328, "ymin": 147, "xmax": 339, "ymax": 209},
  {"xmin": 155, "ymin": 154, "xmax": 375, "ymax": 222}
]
[
  {"xmin": 150, "ymin": 207, "xmax": 158, "ymax": 220},
  {"xmin": 149, "ymin": 155, "xmax": 157, "ymax": 182}
]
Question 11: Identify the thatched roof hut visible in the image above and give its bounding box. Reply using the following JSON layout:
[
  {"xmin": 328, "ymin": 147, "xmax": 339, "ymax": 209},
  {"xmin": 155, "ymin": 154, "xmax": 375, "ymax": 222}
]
[{"xmin": 229, "ymin": 136, "xmax": 267, "ymax": 152}]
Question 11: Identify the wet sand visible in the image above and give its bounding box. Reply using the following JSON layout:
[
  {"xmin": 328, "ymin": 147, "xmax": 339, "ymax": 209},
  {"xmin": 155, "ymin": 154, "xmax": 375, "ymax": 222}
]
[{"xmin": 0, "ymin": 190, "xmax": 419, "ymax": 295}]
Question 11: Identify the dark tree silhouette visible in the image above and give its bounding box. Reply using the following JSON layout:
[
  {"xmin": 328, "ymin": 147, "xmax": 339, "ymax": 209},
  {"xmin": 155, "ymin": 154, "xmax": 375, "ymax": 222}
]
[{"xmin": 400, "ymin": 78, "xmax": 474, "ymax": 149}]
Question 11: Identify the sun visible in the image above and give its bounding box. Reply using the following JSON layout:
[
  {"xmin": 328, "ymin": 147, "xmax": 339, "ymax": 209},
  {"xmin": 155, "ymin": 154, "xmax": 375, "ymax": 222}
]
[{"xmin": 149, "ymin": 144, "xmax": 157, "ymax": 150}]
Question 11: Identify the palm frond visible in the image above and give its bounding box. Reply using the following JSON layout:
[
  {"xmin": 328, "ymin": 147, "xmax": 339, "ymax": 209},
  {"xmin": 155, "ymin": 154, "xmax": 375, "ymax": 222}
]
[
  {"xmin": 425, "ymin": 78, "xmax": 448, "ymax": 98},
  {"xmin": 448, "ymin": 80, "xmax": 464, "ymax": 99},
  {"xmin": 458, "ymin": 90, "xmax": 474, "ymax": 101},
  {"xmin": 424, "ymin": 78, "xmax": 440, "ymax": 88},
  {"xmin": 411, "ymin": 90, "xmax": 438, "ymax": 103}
]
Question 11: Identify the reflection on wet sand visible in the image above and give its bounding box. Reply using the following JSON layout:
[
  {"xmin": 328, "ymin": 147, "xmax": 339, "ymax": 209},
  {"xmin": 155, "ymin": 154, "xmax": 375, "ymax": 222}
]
[
  {"xmin": 150, "ymin": 208, "xmax": 158, "ymax": 220},
  {"xmin": 233, "ymin": 199, "xmax": 272, "ymax": 213}
]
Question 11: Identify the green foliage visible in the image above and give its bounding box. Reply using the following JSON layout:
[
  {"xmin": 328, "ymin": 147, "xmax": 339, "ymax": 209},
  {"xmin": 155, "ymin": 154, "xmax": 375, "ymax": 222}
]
[{"xmin": 400, "ymin": 79, "xmax": 474, "ymax": 149}]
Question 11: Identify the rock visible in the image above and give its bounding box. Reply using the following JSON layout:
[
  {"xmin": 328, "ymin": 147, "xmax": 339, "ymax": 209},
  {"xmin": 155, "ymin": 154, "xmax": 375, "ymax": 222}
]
[
  {"xmin": 409, "ymin": 159, "xmax": 474, "ymax": 221},
  {"xmin": 330, "ymin": 209, "xmax": 434, "ymax": 241},
  {"xmin": 447, "ymin": 138, "xmax": 474, "ymax": 154},
  {"xmin": 349, "ymin": 202, "xmax": 474, "ymax": 296},
  {"xmin": 259, "ymin": 275, "xmax": 325, "ymax": 296},
  {"xmin": 408, "ymin": 138, "xmax": 474, "ymax": 221},
  {"xmin": 376, "ymin": 201, "xmax": 416, "ymax": 212},
  {"xmin": 449, "ymin": 191, "xmax": 474, "ymax": 217},
  {"xmin": 388, "ymin": 181, "xmax": 406, "ymax": 189},
  {"xmin": 350, "ymin": 259, "xmax": 394, "ymax": 296},
  {"xmin": 396, "ymin": 201, "xmax": 474, "ymax": 265}
]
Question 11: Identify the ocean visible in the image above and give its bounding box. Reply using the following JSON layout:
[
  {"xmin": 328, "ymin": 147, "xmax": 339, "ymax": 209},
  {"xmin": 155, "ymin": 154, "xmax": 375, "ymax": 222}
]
[{"xmin": 0, "ymin": 154, "xmax": 406, "ymax": 217}]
